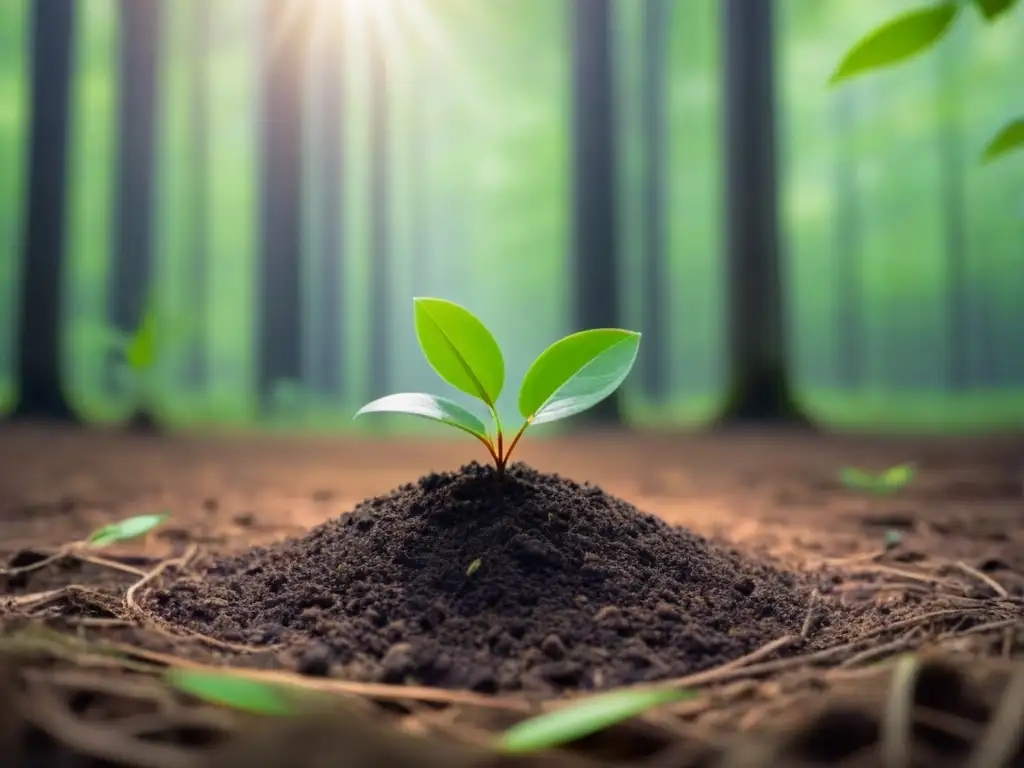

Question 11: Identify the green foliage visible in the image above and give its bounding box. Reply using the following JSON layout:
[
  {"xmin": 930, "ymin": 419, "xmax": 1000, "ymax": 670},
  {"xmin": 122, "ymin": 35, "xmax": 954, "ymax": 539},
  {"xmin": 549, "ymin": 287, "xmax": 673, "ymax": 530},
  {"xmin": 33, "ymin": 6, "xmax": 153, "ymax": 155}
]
[
  {"xmin": 86, "ymin": 513, "xmax": 168, "ymax": 547},
  {"xmin": 830, "ymin": 0, "xmax": 1021, "ymax": 165},
  {"xmin": 518, "ymin": 330, "xmax": 642, "ymax": 426},
  {"xmin": 828, "ymin": 3, "xmax": 960, "ymax": 84},
  {"xmin": 356, "ymin": 393, "xmax": 491, "ymax": 442},
  {"xmin": 165, "ymin": 669, "xmax": 303, "ymax": 716},
  {"xmin": 413, "ymin": 297, "xmax": 505, "ymax": 407},
  {"xmin": 161, "ymin": 665, "xmax": 694, "ymax": 756},
  {"xmin": 356, "ymin": 298, "xmax": 641, "ymax": 476},
  {"xmin": 498, "ymin": 687, "xmax": 696, "ymax": 754},
  {"xmin": 982, "ymin": 117, "xmax": 1024, "ymax": 163},
  {"xmin": 973, "ymin": 0, "xmax": 1019, "ymax": 22},
  {"xmin": 125, "ymin": 304, "xmax": 158, "ymax": 372},
  {"xmin": 839, "ymin": 464, "xmax": 916, "ymax": 495}
]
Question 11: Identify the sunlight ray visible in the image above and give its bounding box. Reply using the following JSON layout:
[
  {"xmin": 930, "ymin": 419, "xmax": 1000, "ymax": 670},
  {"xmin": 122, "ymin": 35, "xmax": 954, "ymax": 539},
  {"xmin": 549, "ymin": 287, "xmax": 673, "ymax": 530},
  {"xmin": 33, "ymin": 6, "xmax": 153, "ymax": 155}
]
[
  {"xmin": 266, "ymin": 0, "xmax": 309, "ymax": 61},
  {"xmin": 399, "ymin": 0, "xmax": 495, "ymax": 125}
]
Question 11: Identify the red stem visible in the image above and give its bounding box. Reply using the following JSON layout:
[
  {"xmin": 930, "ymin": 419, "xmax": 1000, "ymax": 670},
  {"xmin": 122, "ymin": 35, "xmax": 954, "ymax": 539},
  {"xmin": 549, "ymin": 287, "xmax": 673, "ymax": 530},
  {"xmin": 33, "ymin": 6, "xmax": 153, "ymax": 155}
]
[
  {"xmin": 502, "ymin": 421, "xmax": 530, "ymax": 470},
  {"xmin": 473, "ymin": 434, "xmax": 500, "ymax": 467}
]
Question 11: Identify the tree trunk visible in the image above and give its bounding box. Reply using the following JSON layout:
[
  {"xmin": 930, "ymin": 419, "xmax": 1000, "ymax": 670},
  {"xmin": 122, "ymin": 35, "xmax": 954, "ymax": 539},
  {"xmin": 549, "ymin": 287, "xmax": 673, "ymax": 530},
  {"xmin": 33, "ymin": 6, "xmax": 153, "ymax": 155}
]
[
  {"xmin": 184, "ymin": 0, "xmax": 210, "ymax": 391},
  {"xmin": 639, "ymin": 0, "xmax": 670, "ymax": 403},
  {"xmin": 256, "ymin": 1, "xmax": 310, "ymax": 411},
  {"xmin": 12, "ymin": 0, "xmax": 78, "ymax": 422},
  {"xmin": 570, "ymin": 0, "xmax": 622, "ymax": 424},
  {"xmin": 832, "ymin": 87, "xmax": 862, "ymax": 389},
  {"xmin": 368, "ymin": 27, "xmax": 391, "ymax": 399},
  {"xmin": 109, "ymin": 0, "xmax": 163, "ymax": 406},
  {"xmin": 717, "ymin": 0, "xmax": 808, "ymax": 426},
  {"xmin": 310, "ymin": 16, "xmax": 345, "ymax": 398},
  {"xmin": 937, "ymin": 27, "xmax": 967, "ymax": 390},
  {"xmin": 409, "ymin": 62, "xmax": 430, "ymax": 298}
]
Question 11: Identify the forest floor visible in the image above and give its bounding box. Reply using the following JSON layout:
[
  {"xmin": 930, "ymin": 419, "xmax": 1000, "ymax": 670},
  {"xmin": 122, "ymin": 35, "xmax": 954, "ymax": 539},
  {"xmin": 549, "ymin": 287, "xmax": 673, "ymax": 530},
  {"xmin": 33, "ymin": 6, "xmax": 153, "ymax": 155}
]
[{"xmin": 0, "ymin": 423, "xmax": 1022, "ymax": 767}]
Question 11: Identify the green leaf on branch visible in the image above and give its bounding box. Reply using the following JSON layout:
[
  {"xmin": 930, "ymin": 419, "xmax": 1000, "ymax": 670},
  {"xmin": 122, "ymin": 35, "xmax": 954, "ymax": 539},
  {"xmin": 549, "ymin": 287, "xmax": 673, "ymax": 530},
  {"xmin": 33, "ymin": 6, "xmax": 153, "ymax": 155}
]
[
  {"xmin": 498, "ymin": 687, "xmax": 695, "ymax": 754},
  {"xmin": 413, "ymin": 297, "xmax": 504, "ymax": 407},
  {"xmin": 87, "ymin": 513, "xmax": 169, "ymax": 547},
  {"xmin": 829, "ymin": 3, "xmax": 960, "ymax": 84},
  {"xmin": 973, "ymin": 0, "xmax": 1018, "ymax": 21},
  {"xmin": 518, "ymin": 329, "xmax": 641, "ymax": 426},
  {"xmin": 354, "ymin": 393, "xmax": 491, "ymax": 442},
  {"xmin": 982, "ymin": 118, "xmax": 1024, "ymax": 163}
]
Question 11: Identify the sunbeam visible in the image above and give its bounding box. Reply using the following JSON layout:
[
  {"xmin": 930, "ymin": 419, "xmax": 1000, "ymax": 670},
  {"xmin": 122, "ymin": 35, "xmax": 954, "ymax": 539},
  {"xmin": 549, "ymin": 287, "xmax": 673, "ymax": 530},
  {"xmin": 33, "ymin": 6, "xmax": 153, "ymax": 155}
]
[{"xmin": 263, "ymin": 0, "xmax": 501, "ymax": 126}]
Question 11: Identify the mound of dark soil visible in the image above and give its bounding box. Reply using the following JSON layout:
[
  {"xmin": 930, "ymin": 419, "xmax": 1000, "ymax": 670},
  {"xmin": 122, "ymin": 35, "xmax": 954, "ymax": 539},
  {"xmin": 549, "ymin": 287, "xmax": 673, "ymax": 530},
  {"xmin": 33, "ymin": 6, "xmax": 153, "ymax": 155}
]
[{"xmin": 150, "ymin": 463, "xmax": 822, "ymax": 694}]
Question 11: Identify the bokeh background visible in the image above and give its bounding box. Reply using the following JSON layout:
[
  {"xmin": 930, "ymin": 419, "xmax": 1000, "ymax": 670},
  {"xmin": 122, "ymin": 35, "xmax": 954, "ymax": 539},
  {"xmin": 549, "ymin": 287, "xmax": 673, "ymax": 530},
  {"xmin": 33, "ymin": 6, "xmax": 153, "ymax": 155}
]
[{"xmin": 0, "ymin": 0, "xmax": 1021, "ymax": 434}]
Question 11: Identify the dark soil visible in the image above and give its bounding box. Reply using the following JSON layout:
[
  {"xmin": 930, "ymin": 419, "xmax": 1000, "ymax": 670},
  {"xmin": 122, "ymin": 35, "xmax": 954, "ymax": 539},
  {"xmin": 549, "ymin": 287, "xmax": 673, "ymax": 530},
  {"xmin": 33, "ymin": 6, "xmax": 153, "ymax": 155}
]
[
  {"xmin": 2, "ymin": 426, "xmax": 1022, "ymax": 767},
  {"xmin": 148, "ymin": 462, "xmax": 822, "ymax": 694}
]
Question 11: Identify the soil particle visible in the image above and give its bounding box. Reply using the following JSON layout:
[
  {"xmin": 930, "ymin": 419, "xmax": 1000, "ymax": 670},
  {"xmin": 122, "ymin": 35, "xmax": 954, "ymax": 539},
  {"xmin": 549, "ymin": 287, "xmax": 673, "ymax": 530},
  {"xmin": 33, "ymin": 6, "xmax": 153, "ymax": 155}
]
[{"xmin": 149, "ymin": 462, "xmax": 822, "ymax": 694}]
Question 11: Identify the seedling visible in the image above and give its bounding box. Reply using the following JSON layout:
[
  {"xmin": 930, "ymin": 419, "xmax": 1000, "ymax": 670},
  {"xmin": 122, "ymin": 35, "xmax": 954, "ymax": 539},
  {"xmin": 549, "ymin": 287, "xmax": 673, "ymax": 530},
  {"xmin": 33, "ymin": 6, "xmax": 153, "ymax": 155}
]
[
  {"xmin": 884, "ymin": 529, "xmax": 903, "ymax": 550},
  {"xmin": 355, "ymin": 298, "xmax": 641, "ymax": 479},
  {"xmin": 162, "ymin": 665, "xmax": 697, "ymax": 755},
  {"xmin": 165, "ymin": 668, "xmax": 319, "ymax": 716},
  {"xmin": 86, "ymin": 513, "xmax": 169, "ymax": 548},
  {"xmin": 840, "ymin": 464, "xmax": 916, "ymax": 496},
  {"xmin": 497, "ymin": 687, "xmax": 697, "ymax": 754}
]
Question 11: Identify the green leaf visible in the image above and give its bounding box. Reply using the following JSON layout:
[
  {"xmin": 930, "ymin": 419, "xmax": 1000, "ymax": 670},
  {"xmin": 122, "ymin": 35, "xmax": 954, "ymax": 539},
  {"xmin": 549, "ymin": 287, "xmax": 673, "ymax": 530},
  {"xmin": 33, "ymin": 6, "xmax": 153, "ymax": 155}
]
[
  {"xmin": 86, "ymin": 513, "xmax": 169, "ymax": 547},
  {"xmin": 354, "ymin": 393, "xmax": 491, "ymax": 442},
  {"xmin": 413, "ymin": 298, "xmax": 504, "ymax": 407},
  {"xmin": 829, "ymin": 3, "xmax": 960, "ymax": 84},
  {"xmin": 882, "ymin": 463, "xmax": 916, "ymax": 489},
  {"xmin": 839, "ymin": 464, "xmax": 914, "ymax": 495},
  {"xmin": 165, "ymin": 669, "xmax": 298, "ymax": 716},
  {"xmin": 973, "ymin": 0, "xmax": 1018, "ymax": 21},
  {"xmin": 498, "ymin": 687, "xmax": 695, "ymax": 754},
  {"xmin": 840, "ymin": 467, "xmax": 875, "ymax": 489},
  {"xmin": 518, "ymin": 329, "xmax": 640, "ymax": 426},
  {"xmin": 125, "ymin": 306, "xmax": 158, "ymax": 371},
  {"xmin": 982, "ymin": 118, "xmax": 1024, "ymax": 163},
  {"xmin": 840, "ymin": 467, "xmax": 878, "ymax": 491}
]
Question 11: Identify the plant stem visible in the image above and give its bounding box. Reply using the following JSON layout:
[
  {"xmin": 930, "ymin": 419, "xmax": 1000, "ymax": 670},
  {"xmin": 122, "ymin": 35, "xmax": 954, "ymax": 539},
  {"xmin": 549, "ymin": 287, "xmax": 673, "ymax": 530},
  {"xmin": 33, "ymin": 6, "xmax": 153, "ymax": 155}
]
[
  {"xmin": 490, "ymin": 406, "xmax": 505, "ymax": 477},
  {"xmin": 474, "ymin": 434, "xmax": 501, "ymax": 467},
  {"xmin": 502, "ymin": 420, "xmax": 531, "ymax": 467}
]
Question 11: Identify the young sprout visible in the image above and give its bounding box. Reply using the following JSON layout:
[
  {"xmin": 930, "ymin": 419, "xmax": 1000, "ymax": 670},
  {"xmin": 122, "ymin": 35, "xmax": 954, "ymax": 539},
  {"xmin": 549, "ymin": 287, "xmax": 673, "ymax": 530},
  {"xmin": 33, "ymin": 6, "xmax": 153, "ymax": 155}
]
[
  {"xmin": 165, "ymin": 668, "xmax": 311, "ymax": 716},
  {"xmin": 124, "ymin": 303, "xmax": 158, "ymax": 375},
  {"xmin": 840, "ymin": 463, "xmax": 916, "ymax": 496},
  {"xmin": 165, "ymin": 664, "xmax": 697, "ymax": 757},
  {"xmin": 497, "ymin": 687, "xmax": 696, "ymax": 754},
  {"xmin": 86, "ymin": 513, "xmax": 169, "ymax": 548},
  {"xmin": 355, "ymin": 298, "xmax": 641, "ymax": 479}
]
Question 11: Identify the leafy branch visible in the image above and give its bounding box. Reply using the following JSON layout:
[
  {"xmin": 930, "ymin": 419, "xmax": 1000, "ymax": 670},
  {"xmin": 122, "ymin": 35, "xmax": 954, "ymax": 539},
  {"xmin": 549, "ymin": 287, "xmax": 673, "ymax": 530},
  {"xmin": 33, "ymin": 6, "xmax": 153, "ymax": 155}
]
[{"xmin": 830, "ymin": 0, "xmax": 1023, "ymax": 164}]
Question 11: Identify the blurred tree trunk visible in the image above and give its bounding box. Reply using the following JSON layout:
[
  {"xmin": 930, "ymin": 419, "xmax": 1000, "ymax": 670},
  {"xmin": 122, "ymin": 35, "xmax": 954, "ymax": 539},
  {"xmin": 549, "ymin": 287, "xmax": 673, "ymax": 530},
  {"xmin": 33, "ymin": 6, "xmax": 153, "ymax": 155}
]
[
  {"xmin": 409, "ymin": 62, "xmax": 430, "ymax": 298},
  {"xmin": 368, "ymin": 28, "xmax": 391, "ymax": 399},
  {"xmin": 184, "ymin": 0, "xmax": 210, "ymax": 391},
  {"xmin": 256, "ymin": 1, "xmax": 310, "ymax": 411},
  {"xmin": 109, "ymin": 0, "xmax": 162, "ymax": 399},
  {"xmin": 937, "ymin": 28, "xmax": 967, "ymax": 390},
  {"xmin": 639, "ymin": 0, "xmax": 670, "ymax": 403},
  {"xmin": 717, "ymin": 0, "xmax": 808, "ymax": 425},
  {"xmin": 310, "ymin": 15, "xmax": 345, "ymax": 398},
  {"xmin": 12, "ymin": 0, "xmax": 78, "ymax": 422},
  {"xmin": 570, "ymin": 0, "xmax": 622, "ymax": 424},
  {"xmin": 832, "ymin": 87, "xmax": 861, "ymax": 389}
]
